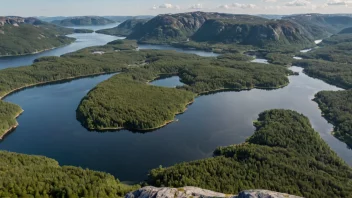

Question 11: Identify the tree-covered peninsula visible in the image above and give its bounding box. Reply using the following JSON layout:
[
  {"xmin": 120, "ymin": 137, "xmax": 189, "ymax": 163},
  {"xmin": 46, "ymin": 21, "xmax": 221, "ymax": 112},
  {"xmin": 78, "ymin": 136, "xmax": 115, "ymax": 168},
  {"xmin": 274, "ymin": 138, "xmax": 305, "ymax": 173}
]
[
  {"xmin": 96, "ymin": 19, "xmax": 148, "ymax": 36},
  {"xmin": 0, "ymin": 101, "xmax": 22, "ymax": 139},
  {"xmin": 0, "ymin": 17, "xmax": 76, "ymax": 56},
  {"xmin": 147, "ymin": 109, "xmax": 352, "ymax": 198},
  {"xmin": 0, "ymin": 151, "xmax": 139, "ymax": 198},
  {"xmin": 314, "ymin": 90, "xmax": 352, "ymax": 148}
]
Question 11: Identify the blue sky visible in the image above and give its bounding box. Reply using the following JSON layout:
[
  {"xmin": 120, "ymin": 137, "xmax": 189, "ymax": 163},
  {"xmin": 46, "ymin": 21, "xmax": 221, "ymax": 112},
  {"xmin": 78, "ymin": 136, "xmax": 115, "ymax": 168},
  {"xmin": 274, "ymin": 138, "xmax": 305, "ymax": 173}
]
[{"xmin": 1, "ymin": 0, "xmax": 351, "ymax": 16}]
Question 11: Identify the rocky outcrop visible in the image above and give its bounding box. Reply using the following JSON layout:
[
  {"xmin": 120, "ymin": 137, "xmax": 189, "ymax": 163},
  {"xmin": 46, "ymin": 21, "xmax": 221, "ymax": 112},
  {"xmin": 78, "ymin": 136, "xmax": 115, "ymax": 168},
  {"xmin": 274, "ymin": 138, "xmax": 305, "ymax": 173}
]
[
  {"xmin": 0, "ymin": 16, "xmax": 42, "ymax": 27},
  {"xmin": 126, "ymin": 186, "xmax": 303, "ymax": 198},
  {"xmin": 191, "ymin": 19, "xmax": 313, "ymax": 48},
  {"xmin": 127, "ymin": 12, "xmax": 261, "ymax": 43}
]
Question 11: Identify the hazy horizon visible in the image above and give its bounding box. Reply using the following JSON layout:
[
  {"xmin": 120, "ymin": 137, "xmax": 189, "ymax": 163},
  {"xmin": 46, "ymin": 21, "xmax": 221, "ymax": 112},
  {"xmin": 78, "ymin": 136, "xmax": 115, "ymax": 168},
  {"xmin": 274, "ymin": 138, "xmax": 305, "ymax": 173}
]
[{"xmin": 1, "ymin": 0, "xmax": 351, "ymax": 17}]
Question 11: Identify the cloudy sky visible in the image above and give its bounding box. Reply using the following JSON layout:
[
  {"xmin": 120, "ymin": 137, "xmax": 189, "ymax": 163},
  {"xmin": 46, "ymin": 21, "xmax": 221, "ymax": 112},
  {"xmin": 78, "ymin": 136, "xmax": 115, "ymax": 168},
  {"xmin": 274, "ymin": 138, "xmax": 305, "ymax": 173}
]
[{"xmin": 1, "ymin": 0, "xmax": 351, "ymax": 17}]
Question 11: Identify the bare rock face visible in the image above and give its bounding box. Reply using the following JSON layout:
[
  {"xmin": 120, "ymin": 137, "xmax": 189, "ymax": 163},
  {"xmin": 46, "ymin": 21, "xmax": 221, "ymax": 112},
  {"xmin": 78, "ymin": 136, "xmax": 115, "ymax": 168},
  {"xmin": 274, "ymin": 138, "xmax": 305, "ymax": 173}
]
[{"xmin": 125, "ymin": 186, "xmax": 303, "ymax": 198}]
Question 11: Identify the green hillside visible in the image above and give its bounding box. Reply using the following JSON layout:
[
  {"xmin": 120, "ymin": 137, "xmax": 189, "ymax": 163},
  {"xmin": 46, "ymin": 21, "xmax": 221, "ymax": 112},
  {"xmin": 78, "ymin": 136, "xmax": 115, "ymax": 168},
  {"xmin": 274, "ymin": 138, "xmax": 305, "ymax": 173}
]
[
  {"xmin": 97, "ymin": 19, "xmax": 148, "ymax": 36},
  {"xmin": 0, "ymin": 17, "xmax": 75, "ymax": 56}
]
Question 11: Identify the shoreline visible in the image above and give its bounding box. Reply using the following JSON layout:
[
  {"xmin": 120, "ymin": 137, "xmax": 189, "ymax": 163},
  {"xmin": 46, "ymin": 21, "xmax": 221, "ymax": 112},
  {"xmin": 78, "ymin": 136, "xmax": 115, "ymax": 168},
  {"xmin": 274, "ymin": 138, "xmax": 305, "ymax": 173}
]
[
  {"xmin": 90, "ymin": 99, "xmax": 195, "ymax": 132},
  {"xmin": 0, "ymin": 110, "xmax": 24, "ymax": 140},
  {"xmin": 0, "ymin": 71, "xmax": 118, "ymax": 100},
  {"xmin": 0, "ymin": 39, "xmax": 76, "ymax": 58},
  {"xmin": 0, "ymin": 72, "xmax": 119, "ymax": 139}
]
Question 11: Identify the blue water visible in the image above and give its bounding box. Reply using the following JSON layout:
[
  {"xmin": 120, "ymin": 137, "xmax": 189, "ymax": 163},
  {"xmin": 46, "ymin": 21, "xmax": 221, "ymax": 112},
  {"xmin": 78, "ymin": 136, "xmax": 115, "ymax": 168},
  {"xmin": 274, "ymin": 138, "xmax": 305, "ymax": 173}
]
[
  {"xmin": 0, "ymin": 24, "xmax": 123, "ymax": 69},
  {"xmin": 150, "ymin": 76, "xmax": 184, "ymax": 88},
  {"xmin": 0, "ymin": 30, "xmax": 351, "ymax": 183}
]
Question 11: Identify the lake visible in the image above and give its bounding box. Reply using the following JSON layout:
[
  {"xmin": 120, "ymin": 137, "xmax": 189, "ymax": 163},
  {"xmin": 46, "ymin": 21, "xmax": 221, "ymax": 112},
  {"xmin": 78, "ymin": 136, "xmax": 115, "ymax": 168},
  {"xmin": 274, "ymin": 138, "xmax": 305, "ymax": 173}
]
[
  {"xmin": 0, "ymin": 31, "xmax": 351, "ymax": 183},
  {"xmin": 0, "ymin": 23, "xmax": 123, "ymax": 69}
]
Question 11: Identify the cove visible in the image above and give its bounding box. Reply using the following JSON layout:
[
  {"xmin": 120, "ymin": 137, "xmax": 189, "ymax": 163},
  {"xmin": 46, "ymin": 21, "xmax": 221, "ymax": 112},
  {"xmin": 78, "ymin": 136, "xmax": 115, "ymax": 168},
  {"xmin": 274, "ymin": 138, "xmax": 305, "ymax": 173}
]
[
  {"xmin": 1, "ymin": 66, "xmax": 352, "ymax": 183},
  {"xmin": 0, "ymin": 23, "xmax": 122, "ymax": 69}
]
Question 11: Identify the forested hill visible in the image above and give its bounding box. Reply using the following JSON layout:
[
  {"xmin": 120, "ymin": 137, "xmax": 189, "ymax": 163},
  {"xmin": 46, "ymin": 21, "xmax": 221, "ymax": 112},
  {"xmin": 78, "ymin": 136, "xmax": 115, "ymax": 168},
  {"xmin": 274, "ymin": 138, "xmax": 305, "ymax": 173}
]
[
  {"xmin": 52, "ymin": 16, "xmax": 115, "ymax": 26},
  {"xmin": 96, "ymin": 19, "xmax": 148, "ymax": 36},
  {"xmin": 191, "ymin": 19, "xmax": 313, "ymax": 49},
  {"xmin": 284, "ymin": 14, "xmax": 352, "ymax": 39},
  {"xmin": 148, "ymin": 109, "xmax": 352, "ymax": 198},
  {"xmin": 339, "ymin": 27, "xmax": 352, "ymax": 34},
  {"xmin": 0, "ymin": 16, "xmax": 75, "ymax": 56},
  {"xmin": 127, "ymin": 12, "xmax": 244, "ymax": 43}
]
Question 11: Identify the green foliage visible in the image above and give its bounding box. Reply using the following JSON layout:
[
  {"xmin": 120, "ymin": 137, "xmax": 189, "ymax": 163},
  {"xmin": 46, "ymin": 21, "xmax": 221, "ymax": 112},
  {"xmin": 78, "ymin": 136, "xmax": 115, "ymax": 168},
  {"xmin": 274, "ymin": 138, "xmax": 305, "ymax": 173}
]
[
  {"xmin": 293, "ymin": 34, "xmax": 352, "ymax": 89},
  {"xmin": 0, "ymin": 151, "xmax": 140, "ymax": 198},
  {"xmin": 0, "ymin": 101, "xmax": 22, "ymax": 138},
  {"xmin": 265, "ymin": 53, "xmax": 294, "ymax": 65},
  {"xmin": 96, "ymin": 19, "xmax": 148, "ymax": 36},
  {"xmin": 147, "ymin": 109, "xmax": 352, "ymax": 198},
  {"xmin": 74, "ymin": 44, "xmax": 291, "ymax": 130},
  {"xmin": 0, "ymin": 40, "xmax": 144, "ymax": 98},
  {"xmin": 314, "ymin": 90, "xmax": 352, "ymax": 148},
  {"xmin": 0, "ymin": 23, "xmax": 75, "ymax": 56},
  {"xmin": 77, "ymin": 73, "xmax": 195, "ymax": 130},
  {"xmin": 52, "ymin": 16, "xmax": 115, "ymax": 26}
]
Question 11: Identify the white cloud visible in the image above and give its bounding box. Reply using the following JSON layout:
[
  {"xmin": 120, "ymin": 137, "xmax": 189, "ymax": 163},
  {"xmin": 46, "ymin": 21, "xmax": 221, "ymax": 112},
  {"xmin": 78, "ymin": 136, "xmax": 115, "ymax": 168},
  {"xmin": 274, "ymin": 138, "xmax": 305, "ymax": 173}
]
[
  {"xmin": 189, "ymin": 3, "xmax": 203, "ymax": 9},
  {"xmin": 218, "ymin": 3, "xmax": 256, "ymax": 9},
  {"xmin": 286, "ymin": 0, "xmax": 311, "ymax": 6},
  {"xmin": 262, "ymin": 0, "xmax": 278, "ymax": 2},
  {"xmin": 327, "ymin": 0, "xmax": 352, "ymax": 6},
  {"xmin": 155, "ymin": 3, "xmax": 180, "ymax": 10}
]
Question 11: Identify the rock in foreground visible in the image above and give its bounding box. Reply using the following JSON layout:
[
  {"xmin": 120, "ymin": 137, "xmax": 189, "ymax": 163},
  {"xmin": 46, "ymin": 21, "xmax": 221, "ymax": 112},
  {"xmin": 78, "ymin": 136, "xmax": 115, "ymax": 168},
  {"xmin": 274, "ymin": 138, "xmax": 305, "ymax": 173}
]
[{"xmin": 126, "ymin": 186, "xmax": 303, "ymax": 198}]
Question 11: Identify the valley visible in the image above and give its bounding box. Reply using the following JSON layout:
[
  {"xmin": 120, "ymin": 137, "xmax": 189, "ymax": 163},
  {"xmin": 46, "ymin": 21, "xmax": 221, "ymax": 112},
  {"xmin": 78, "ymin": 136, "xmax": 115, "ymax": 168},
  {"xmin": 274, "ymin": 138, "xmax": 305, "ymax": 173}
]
[{"xmin": 1, "ymin": 11, "xmax": 352, "ymax": 198}]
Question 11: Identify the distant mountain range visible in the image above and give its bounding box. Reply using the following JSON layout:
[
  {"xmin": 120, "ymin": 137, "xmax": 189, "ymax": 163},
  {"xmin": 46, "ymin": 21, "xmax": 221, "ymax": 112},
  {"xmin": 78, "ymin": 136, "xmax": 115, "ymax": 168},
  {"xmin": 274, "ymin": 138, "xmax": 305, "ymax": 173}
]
[
  {"xmin": 51, "ymin": 16, "xmax": 115, "ymax": 26},
  {"xmin": 37, "ymin": 15, "xmax": 153, "ymax": 23}
]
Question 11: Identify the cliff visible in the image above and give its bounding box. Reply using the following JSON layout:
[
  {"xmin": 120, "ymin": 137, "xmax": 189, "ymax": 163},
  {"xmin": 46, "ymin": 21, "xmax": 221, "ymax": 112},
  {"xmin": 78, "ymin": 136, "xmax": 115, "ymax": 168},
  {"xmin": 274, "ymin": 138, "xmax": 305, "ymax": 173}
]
[
  {"xmin": 127, "ymin": 12, "xmax": 253, "ymax": 43},
  {"xmin": 126, "ymin": 186, "xmax": 303, "ymax": 198},
  {"xmin": 192, "ymin": 19, "xmax": 313, "ymax": 48}
]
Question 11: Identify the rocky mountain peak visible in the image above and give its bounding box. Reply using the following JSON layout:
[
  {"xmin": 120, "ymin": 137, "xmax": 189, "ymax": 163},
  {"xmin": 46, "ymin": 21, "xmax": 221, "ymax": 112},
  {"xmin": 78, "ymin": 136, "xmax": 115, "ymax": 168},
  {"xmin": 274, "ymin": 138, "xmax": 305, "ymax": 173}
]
[{"xmin": 126, "ymin": 186, "xmax": 303, "ymax": 198}]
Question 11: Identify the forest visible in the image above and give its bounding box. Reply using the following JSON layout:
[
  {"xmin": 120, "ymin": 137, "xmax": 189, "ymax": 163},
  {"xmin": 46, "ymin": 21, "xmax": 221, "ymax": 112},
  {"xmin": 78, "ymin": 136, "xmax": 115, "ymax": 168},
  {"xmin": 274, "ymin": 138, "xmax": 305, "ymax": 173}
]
[
  {"xmin": 77, "ymin": 73, "xmax": 195, "ymax": 130},
  {"xmin": 147, "ymin": 109, "xmax": 352, "ymax": 198},
  {"xmin": 0, "ymin": 151, "xmax": 139, "ymax": 198},
  {"xmin": 293, "ymin": 34, "xmax": 352, "ymax": 89},
  {"xmin": 76, "ymin": 43, "xmax": 291, "ymax": 130},
  {"xmin": 0, "ymin": 101, "xmax": 22, "ymax": 138},
  {"xmin": 314, "ymin": 90, "xmax": 352, "ymax": 148}
]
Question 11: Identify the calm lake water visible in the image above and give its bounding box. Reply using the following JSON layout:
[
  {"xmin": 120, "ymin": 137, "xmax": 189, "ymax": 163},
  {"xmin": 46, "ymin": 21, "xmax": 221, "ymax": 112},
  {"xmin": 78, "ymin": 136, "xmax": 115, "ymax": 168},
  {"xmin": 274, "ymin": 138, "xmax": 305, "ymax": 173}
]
[
  {"xmin": 0, "ymin": 33, "xmax": 351, "ymax": 182},
  {"xmin": 0, "ymin": 23, "xmax": 122, "ymax": 69},
  {"xmin": 150, "ymin": 76, "xmax": 184, "ymax": 87}
]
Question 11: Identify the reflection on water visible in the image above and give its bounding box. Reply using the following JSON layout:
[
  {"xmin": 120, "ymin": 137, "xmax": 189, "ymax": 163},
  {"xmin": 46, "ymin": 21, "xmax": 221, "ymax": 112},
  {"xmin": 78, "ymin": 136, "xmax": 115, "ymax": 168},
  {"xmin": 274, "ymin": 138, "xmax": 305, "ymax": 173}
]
[{"xmin": 150, "ymin": 76, "xmax": 184, "ymax": 88}]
